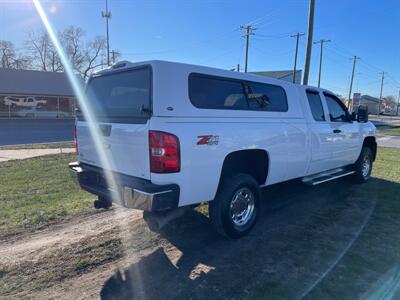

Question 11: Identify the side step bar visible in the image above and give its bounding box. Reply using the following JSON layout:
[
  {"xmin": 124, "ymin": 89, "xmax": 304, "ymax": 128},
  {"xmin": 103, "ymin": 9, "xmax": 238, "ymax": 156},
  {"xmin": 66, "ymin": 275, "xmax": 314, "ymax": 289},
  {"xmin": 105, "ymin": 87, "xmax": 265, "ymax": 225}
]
[{"xmin": 302, "ymin": 168, "xmax": 355, "ymax": 186}]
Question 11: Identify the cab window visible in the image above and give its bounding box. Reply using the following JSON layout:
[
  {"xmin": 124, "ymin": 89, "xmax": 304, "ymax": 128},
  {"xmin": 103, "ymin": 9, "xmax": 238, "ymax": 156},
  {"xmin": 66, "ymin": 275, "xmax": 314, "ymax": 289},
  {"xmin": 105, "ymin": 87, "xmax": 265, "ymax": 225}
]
[{"xmin": 324, "ymin": 93, "xmax": 349, "ymax": 122}]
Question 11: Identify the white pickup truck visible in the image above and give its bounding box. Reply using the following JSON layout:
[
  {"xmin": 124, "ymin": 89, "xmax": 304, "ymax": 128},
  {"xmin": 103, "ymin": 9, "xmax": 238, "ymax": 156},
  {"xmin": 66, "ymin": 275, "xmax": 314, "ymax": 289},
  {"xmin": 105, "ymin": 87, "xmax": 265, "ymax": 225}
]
[{"xmin": 69, "ymin": 60, "xmax": 377, "ymax": 238}]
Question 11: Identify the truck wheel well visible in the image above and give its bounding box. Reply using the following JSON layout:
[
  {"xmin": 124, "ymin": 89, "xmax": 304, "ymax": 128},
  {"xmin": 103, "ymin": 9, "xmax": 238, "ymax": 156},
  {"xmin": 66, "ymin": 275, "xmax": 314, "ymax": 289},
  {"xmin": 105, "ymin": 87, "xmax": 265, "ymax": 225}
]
[
  {"xmin": 363, "ymin": 136, "xmax": 377, "ymax": 161},
  {"xmin": 219, "ymin": 150, "xmax": 269, "ymax": 186}
]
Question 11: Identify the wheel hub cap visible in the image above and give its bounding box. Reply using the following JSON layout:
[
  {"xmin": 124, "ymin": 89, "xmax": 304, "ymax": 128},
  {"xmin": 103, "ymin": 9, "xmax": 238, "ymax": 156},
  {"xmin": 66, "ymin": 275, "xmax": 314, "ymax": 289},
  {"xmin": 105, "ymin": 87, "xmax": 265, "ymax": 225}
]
[
  {"xmin": 230, "ymin": 187, "xmax": 255, "ymax": 227},
  {"xmin": 362, "ymin": 155, "xmax": 371, "ymax": 178}
]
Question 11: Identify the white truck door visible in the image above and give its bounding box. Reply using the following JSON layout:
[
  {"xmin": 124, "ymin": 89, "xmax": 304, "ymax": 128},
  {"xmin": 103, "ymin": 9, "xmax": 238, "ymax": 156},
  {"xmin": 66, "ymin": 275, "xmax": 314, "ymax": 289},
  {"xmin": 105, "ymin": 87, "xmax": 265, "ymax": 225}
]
[
  {"xmin": 305, "ymin": 90, "xmax": 336, "ymax": 174},
  {"xmin": 323, "ymin": 93, "xmax": 360, "ymax": 167}
]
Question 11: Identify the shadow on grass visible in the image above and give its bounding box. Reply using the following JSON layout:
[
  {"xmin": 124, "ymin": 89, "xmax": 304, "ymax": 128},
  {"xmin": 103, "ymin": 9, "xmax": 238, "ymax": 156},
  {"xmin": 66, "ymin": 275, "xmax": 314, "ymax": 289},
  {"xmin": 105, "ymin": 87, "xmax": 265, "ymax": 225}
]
[{"xmin": 100, "ymin": 177, "xmax": 400, "ymax": 300}]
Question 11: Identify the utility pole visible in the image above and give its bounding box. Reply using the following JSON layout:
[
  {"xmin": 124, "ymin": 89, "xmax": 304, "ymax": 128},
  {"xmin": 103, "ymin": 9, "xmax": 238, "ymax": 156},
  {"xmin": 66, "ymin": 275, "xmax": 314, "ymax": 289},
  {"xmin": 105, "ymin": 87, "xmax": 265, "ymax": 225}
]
[
  {"xmin": 378, "ymin": 72, "xmax": 385, "ymax": 116},
  {"xmin": 291, "ymin": 32, "xmax": 305, "ymax": 83},
  {"xmin": 241, "ymin": 25, "xmax": 256, "ymax": 73},
  {"xmin": 237, "ymin": 64, "xmax": 240, "ymax": 72},
  {"xmin": 110, "ymin": 50, "xmax": 120, "ymax": 64},
  {"xmin": 347, "ymin": 56, "xmax": 360, "ymax": 110},
  {"xmin": 102, "ymin": 0, "xmax": 111, "ymax": 66},
  {"xmin": 314, "ymin": 39, "xmax": 331, "ymax": 88},
  {"xmin": 303, "ymin": 0, "xmax": 316, "ymax": 85}
]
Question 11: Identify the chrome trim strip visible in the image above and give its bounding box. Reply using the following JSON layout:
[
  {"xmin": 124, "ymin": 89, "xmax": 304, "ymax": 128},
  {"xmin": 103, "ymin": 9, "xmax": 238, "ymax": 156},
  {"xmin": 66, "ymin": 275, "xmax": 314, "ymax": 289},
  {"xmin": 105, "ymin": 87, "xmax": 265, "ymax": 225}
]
[
  {"xmin": 311, "ymin": 171, "xmax": 355, "ymax": 186},
  {"xmin": 133, "ymin": 189, "xmax": 173, "ymax": 196}
]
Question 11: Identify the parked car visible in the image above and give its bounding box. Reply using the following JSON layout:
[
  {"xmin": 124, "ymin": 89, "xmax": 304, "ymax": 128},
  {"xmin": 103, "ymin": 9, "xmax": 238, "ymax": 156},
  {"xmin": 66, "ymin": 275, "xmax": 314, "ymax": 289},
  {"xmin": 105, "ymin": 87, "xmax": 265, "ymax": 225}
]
[
  {"xmin": 4, "ymin": 95, "xmax": 46, "ymax": 108},
  {"xmin": 16, "ymin": 107, "xmax": 68, "ymax": 118},
  {"xmin": 69, "ymin": 60, "xmax": 377, "ymax": 238}
]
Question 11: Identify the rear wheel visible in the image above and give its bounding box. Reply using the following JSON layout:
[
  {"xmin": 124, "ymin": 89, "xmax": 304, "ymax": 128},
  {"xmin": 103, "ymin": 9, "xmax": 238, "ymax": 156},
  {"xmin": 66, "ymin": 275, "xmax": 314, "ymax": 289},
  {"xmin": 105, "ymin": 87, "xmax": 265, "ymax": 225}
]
[
  {"xmin": 209, "ymin": 173, "xmax": 261, "ymax": 239},
  {"xmin": 351, "ymin": 147, "xmax": 373, "ymax": 183}
]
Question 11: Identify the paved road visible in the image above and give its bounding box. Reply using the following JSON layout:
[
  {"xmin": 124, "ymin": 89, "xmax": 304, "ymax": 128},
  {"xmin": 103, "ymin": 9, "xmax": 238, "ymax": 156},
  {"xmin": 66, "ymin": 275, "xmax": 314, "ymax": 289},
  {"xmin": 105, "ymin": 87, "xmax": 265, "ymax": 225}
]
[
  {"xmin": 1, "ymin": 118, "xmax": 399, "ymax": 148},
  {"xmin": 370, "ymin": 116, "xmax": 400, "ymax": 127},
  {"xmin": 0, "ymin": 119, "xmax": 74, "ymax": 146}
]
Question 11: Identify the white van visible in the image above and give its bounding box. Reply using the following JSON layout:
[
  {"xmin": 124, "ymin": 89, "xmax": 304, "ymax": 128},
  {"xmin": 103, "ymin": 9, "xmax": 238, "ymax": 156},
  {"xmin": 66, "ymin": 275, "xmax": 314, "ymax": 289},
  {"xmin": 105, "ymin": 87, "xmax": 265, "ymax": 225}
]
[{"xmin": 70, "ymin": 60, "xmax": 377, "ymax": 238}]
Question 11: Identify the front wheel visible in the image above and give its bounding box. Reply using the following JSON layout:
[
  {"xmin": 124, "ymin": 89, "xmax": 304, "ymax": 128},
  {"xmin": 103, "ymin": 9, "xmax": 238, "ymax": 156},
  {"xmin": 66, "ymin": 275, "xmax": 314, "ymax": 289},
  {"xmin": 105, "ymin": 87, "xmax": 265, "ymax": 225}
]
[
  {"xmin": 351, "ymin": 147, "xmax": 373, "ymax": 183},
  {"xmin": 209, "ymin": 173, "xmax": 261, "ymax": 239}
]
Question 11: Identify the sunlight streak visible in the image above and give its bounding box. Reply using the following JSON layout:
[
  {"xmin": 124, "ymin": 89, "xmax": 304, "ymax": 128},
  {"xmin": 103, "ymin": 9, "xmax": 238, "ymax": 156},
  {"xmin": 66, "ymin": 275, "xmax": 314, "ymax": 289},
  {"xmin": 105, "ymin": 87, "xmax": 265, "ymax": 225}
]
[{"xmin": 32, "ymin": 0, "xmax": 122, "ymax": 205}]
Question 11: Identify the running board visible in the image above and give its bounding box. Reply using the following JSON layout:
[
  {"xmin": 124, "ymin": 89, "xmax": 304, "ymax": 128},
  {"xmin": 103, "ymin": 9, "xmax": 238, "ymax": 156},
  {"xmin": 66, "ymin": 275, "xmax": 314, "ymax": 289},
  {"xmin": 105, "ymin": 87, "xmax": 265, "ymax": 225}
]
[{"xmin": 302, "ymin": 168, "xmax": 355, "ymax": 186}]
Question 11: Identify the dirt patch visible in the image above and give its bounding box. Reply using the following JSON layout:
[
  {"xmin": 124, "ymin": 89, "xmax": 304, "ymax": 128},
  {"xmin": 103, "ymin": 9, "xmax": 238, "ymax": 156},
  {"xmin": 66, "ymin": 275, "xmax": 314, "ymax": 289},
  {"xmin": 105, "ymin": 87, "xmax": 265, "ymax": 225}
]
[{"xmin": 0, "ymin": 208, "xmax": 141, "ymax": 266}]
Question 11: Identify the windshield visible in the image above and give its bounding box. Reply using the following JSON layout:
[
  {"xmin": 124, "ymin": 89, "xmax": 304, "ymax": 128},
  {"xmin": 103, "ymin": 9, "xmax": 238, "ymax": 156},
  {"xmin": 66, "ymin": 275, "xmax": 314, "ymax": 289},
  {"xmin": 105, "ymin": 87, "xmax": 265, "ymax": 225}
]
[{"xmin": 83, "ymin": 66, "xmax": 151, "ymax": 123}]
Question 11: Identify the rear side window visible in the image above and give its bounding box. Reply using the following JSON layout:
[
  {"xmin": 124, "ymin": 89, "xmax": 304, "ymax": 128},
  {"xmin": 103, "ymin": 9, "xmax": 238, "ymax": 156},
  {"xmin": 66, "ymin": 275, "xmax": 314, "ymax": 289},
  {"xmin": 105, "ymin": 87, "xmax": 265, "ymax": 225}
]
[
  {"xmin": 306, "ymin": 91, "xmax": 325, "ymax": 121},
  {"xmin": 189, "ymin": 73, "xmax": 288, "ymax": 111},
  {"xmin": 189, "ymin": 75, "xmax": 247, "ymax": 109},
  {"xmin": 244, "ymin": 82, "xmax": 288, "ymax": 111},
  {"xmin": 84, "ymin": 67, "xmax": 151, "ymax": 123}
]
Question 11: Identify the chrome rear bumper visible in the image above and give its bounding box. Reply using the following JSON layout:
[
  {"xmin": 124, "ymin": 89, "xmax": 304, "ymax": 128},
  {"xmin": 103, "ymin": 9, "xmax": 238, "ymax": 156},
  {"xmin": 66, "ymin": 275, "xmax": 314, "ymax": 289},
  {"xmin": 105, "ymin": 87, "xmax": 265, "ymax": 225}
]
[{"xmin": 69, "ymin": 161, "xmax": 179, "ymax": 212}]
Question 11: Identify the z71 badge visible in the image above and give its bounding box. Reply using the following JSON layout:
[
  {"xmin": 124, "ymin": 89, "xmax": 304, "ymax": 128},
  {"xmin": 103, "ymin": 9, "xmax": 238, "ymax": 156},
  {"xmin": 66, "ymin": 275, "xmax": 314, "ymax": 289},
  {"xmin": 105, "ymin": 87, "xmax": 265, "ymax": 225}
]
[{"xmin": 197, "ymin": 135, "xmax": 219, "ymax": 145}]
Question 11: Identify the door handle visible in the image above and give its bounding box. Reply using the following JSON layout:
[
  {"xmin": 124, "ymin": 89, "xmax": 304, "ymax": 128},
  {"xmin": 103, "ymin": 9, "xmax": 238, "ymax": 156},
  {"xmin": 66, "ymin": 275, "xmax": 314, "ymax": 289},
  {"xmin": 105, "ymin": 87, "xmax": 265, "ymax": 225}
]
[{"xmin": 333, "ymin": 129, "xmax": 341, "ymax": 134}]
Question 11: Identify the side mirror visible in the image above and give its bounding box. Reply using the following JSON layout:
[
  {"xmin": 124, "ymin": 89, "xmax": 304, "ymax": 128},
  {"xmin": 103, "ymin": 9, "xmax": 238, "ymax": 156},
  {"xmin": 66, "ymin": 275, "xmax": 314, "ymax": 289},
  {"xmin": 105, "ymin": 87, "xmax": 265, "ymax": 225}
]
[{"xmin": 357, "ymin": 105, "xmax": 368, "ymax": 123}]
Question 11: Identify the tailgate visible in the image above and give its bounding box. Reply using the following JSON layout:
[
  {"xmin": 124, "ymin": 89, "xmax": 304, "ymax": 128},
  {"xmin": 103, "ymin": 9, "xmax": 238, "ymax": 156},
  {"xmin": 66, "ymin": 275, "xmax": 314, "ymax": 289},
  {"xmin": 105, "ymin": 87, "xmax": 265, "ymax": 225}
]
[{"xmin": 77, "ymin": 121, "xmax": 150, "ymax": 179}]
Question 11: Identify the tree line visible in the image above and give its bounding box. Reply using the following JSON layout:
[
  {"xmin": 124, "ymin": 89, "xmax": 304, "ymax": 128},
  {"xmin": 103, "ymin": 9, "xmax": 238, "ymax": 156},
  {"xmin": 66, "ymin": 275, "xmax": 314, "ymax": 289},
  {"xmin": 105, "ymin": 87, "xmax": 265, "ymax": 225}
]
[{"xmin": 0, "ymin": 26, "xmax": 116, "ymax": 80}]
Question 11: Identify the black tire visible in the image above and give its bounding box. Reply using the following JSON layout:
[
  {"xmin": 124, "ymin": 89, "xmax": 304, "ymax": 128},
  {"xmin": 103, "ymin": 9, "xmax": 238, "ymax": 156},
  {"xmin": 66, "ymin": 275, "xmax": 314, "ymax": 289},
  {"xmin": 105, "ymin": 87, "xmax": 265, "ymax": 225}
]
[
  {"xmin": 351, "ymin": 147, "xmax": 373, "ymax": 183},
  {"xmin": 94, "ymin": 196, "xmax": 112, "ymax": 209},
  {"xmin": 209, "ymin": 173, "xmax": 261, "ymax": 239}
]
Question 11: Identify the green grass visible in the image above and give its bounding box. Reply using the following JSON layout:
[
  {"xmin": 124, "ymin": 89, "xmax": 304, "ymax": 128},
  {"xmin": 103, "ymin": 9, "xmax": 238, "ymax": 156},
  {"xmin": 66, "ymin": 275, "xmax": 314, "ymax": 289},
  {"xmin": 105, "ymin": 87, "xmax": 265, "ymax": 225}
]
[
  {"xmin": 252, "ymin": 147, "xmax": 400, "ymax": 300},
  {"xmin": 0, "ymin": 153, "xmax": 92, "ymax": 236},
  {"xmin": 377, "ymin": 126, "xmax": 400, "ymax": 136},
  {"xmin": 305, "ymin": 148, "xmax": 400, "ymax": 299}
]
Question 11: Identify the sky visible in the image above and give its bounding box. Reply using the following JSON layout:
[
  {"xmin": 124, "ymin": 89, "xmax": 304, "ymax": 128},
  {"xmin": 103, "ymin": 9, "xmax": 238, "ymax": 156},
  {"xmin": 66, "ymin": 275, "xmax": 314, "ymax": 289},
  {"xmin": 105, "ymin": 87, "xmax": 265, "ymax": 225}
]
[{"xmin": 1, "ymin": 0, "xmax": 400, "ymax": 99}]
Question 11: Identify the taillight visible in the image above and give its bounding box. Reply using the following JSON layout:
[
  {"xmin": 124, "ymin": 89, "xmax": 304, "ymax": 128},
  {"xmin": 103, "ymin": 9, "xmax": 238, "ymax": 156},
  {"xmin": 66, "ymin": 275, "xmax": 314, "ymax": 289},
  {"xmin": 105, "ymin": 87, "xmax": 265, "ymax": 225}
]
[
  {"xmin": 149, "ymin": 130, "xmax": 180, "ymax": 173},
  {"xmin": 74, "ymin": 125, "xmax": 78, "ymax": 155}
]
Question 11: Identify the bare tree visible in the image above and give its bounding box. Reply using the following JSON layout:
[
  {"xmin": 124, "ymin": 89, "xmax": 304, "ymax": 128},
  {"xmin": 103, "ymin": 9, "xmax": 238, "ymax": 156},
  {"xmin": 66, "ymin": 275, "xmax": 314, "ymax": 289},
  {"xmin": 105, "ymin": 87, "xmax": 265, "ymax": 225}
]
[
  {"xmin": 26, "ymin": 30, "xmax": 62, "ymax": 72},
  {"xmin": 60, "ymin": 27, "xmax": 108, "ymax": 79},
  {"xmin": 81, "ymin": 36, "xmax": 107, "ymax": 79},
  {"xmin": 25, "ymin": 26, "xmax": 107, "ymax": 78},
  {"xmin": 0, "ymin": 40, "xmax": 17, "ymax": 68},
  {"xmin": 60, "ymin": 26, "xmax": 85, "ymax": 73},
  {"xmin": 0, "ymin": 40, "xmax": 31, "ymax": 69},
  {"xmin": 383, "ymin": 95, "xmax": 397, "ymax": 112}
]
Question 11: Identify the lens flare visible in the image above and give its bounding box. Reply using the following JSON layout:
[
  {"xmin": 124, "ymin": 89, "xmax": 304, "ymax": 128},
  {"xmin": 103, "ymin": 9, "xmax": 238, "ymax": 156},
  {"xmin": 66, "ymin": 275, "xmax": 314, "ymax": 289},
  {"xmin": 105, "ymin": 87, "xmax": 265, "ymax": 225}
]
[{"xmin": 32, "ymin": 0, "xmax": 122, "ymax": 205}]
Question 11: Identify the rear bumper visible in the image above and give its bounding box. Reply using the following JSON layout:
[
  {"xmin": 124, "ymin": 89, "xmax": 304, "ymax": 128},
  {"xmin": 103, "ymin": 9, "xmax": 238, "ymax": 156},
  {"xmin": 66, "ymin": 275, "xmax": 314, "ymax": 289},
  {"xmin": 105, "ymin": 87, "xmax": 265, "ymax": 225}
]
[{"xmin": 69, "ymin": 162, "xmax": 179, "ymax": 212}]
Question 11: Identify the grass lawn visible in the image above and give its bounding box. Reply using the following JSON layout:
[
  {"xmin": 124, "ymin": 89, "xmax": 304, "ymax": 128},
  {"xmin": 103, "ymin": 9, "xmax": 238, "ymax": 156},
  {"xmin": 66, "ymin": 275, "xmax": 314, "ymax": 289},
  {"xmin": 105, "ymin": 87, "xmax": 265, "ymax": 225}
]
[
  {"xmin": 377, "ymin": 126, "xmax": 400, "ymax": 136},
  {"xmin": 305, "ymin": 147, "xmax": 400, "ymax": 299},
  {"xmin": 253, "ymin": 147, "xmax": 400, "ymax": 299},
  {"xmin": 0, "ymin": 153, "xmax": 92, "ymax": 237}
]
